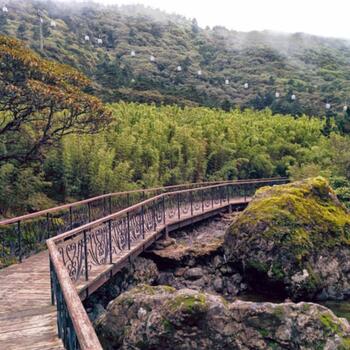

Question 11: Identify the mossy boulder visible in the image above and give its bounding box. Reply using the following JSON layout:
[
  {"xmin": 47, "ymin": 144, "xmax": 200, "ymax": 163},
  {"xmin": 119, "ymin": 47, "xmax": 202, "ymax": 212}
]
[
  {"xmin": 95, "ymin": 284, "xmax": 350, "ymax": 349},
  {"xmin": 224, "ymin": 176, "xmax": 350, "ymax": 300}
]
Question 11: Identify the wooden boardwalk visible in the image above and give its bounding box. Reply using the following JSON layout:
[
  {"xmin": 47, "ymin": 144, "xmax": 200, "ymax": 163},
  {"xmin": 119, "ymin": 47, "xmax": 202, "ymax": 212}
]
[
  {"xmin": 0, "ymin": 197, "xmax": 249, "ymax": 349},
  {"xmin": 0, "ymin": 251, "xmax": 64, "ymax": 349}
]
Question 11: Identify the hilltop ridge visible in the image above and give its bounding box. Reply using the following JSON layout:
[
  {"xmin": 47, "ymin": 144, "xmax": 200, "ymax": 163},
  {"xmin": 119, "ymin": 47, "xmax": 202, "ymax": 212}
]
[{"xmin": 1, "ymin": 0, "xmax": 350, "ymax": 116}]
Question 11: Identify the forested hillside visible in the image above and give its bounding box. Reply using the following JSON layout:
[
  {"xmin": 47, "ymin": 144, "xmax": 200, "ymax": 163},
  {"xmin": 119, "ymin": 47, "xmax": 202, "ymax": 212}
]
[
  {"xmin": 2, "ymin": 2, "xmax": 350, "ymax": 218},
  {"xmin": 2, "ymin": 0, "xmax": 350, "ymax": 117}
]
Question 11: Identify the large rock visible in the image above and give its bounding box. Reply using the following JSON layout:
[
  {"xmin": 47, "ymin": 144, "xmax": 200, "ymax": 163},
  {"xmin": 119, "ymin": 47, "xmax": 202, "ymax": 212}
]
[
  {"xmin": 224, "ymin": 177, "xmax": 350, "ymax": 300},
  {"xmin": 84, "ymin": 257, "xmax": 159, "ymax": 321},
  {"xmin": 95, "ymin": 284, "xmax": 350, "ymax": 350}
]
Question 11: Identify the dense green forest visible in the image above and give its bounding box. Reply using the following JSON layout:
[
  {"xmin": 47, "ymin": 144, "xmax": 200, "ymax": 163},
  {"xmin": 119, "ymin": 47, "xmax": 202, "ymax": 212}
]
[
  {"xmin": 2, "ymin": 0, "xmax": 350, "ymax": 117},
  {"xmin": 2, "ymin": 96, "xmax": 350, "ymax": 217}
]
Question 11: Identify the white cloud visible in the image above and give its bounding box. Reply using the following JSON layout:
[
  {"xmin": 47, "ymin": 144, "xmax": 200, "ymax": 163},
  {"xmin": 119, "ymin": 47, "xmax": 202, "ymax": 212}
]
[{"xmin": 70, "ymin": 0, "xmax": 350, "ymax": 39}]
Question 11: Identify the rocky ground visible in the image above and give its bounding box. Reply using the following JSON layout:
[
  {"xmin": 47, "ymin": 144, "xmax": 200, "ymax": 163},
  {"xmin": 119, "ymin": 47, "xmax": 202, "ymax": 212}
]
[
  {"xmin": 145, "ymin": 214, "xmax": 247, "ymax": 299},
  {"xmin": 96, "ymin": 285, "xmax": 350, "ymax": 350}
]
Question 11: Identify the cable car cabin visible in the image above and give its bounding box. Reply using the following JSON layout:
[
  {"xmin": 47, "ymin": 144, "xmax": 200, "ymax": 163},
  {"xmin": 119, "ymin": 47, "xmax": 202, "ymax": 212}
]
[
  {"xmin": 244, "ymin": 83, "xmax": 249, "ymax": 89},
  {"xmin": 176, "ymin": 66, "xmax": 182, "ymax": 72},
  {"xmin": 325, "ymin": 103, "xmax": 331, "ymax": 110},
  {"xmin": 84, "ymin": 35, "xmax": 90, "ymax": 41},
  {"xmin": 197, "ymin": 70, "xmax": 202, "ymax": 76},
  {"xmin": 225, "ymin": 79, "xmax": 230, "ymax": 85},
  {"xmin": 275, "ymin": 92, "xmax": 280, "ymax": 98},
  {"xmin": 50, "ymin": 20, "xmax": 56, "ymax": 27},
  {"xmin": 2, "ymin": 6, "xmax": 8, "ymax": 13},
  {"xmin": 344, "ymin": 106, "xmax": 348, "ymax": 112},
  {"xmin": 150, "ymin": 55, "xmax": 155, "ymax": 62},
  {"xmin": 291, "ymin": 94, "xmax": 296, "ymax": 100},
  {"xmin": 97, "ymin": 38, "xmax": 103, "ymax": 44},
  {"xmin": 131, "ymin": 50, "xmax": 136, "ymax": 57}
]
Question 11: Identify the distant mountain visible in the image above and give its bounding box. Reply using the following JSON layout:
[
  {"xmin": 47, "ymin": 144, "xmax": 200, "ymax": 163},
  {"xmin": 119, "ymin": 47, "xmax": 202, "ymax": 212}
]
[{"xmin": 2, "ymin": 0, "xmax": 350, "ymax": 116}]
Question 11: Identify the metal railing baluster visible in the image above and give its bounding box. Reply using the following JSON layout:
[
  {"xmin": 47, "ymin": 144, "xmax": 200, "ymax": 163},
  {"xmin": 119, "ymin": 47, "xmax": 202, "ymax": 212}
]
[
  {"xmin": 127, "ymin": 212, "xmax": 131, "ymax": 249},
  {"xmin": 83, "ymin": 230, "xmax": 88, "ymax": 281},
  {"xmin": 108, "ymin": 220, "xmax": 112, "ymax": 264}
]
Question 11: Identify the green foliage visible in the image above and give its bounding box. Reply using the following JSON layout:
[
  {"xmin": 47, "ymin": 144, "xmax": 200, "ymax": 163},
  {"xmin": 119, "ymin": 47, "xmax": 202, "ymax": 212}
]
[
  {"xmin": 166, "ymin": 293, "xmax": 208, "ymax": 314},
  {"xmin": 6, "ymin": 101, "xmax": 350, "ymax": 217}
]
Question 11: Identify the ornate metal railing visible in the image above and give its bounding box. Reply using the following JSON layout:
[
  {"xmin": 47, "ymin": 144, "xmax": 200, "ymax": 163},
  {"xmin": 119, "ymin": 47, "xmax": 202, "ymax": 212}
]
[
  {"xmin": 1, "ymin": 178, "xmax": 280, "ymax": 266},
  {"xmin": 47, "ymin": 178, "xmax": 288, "ymax": 350}
]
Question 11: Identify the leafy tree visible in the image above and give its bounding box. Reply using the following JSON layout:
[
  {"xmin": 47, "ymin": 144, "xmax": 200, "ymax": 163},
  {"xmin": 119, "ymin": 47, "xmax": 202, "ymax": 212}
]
[{"xmin": 0, "ymin": 35, "xmax": 111, "ymax": 164}]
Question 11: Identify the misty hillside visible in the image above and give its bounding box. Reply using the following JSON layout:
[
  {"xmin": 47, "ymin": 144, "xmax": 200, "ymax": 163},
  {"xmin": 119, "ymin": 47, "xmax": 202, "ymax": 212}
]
[{"xmin": 2, "ymin": 0, "xmax": 350, "ymax": 115}]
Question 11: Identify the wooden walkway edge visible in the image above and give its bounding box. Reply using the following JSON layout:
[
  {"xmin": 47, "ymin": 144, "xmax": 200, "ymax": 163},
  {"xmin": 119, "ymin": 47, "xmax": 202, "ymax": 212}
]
[{"xmin": 0, "ymin": 251, "xmax": 64, "ymax": 349}]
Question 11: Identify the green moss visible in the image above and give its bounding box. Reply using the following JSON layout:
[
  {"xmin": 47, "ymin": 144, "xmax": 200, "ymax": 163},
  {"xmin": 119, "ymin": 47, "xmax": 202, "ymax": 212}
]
[
  {"xmin": 340, "ymin": 338, "xmax": 350, "ymax": 350},
  {"xmin": 162, "ymin": 318, "xmax": 175, "ymax": 333},
  {"xmin": 301, "ymin": 303, "xmax": 311, "ymax": 312},
  {"xmin": 162, "ymin": 286, "xmax": 177, "ymax": 293},
  {"xmin": 132, "ymin": 284, "xmax": 175, "ymax": 295},
  {"xmin": 247, "ymin": 259, "xmax": 269, "ymax": 273},
  {"xmin": 319, "ymin": 312, "xmax": 341, "ymax": 335},
  {"xmin": 258, "ymin": 328, "xmax": 269, "ymax": 337},
  {"xmin": 166, "ymin": 293, "xmax": 208, "ymax": 314},
  {"xmin": 267, "ymin": 340, "xmax": 279, "ymax": 349},
  {"xmin": 272, "ymin": 305, "xmax": 285, "ymax": 319},
  {"xmin": 230, "ymin": 177, "xmax": 350, "ymax": 263},
  {"xmin": 270, "ymin": 263, "xmax": 286, "ymax": 281},
  {"xmin": 121, "ymin": 298, "xmax": 134, "ymax": 307}
]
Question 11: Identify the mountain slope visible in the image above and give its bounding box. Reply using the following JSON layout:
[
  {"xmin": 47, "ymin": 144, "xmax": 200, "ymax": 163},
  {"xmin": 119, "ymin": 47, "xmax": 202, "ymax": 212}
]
[{"xmin": 2, "ymin": 0, "xmax": 350, "ymax": 115}]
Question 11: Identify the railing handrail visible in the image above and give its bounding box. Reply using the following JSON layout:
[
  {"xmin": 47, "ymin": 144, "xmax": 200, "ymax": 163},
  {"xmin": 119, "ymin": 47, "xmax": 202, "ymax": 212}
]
[
  {"xmin": 48, "ymin": 240, "xmax": 103, "ymax": 349},
  {"xmin": 47, "ymin": 177, "xmax": 288, "ymax": 350},
  {"xmin": 0, "ymin": 177, "xmax": 284, "ymax": 226},
  {"xmin": 49, "ymin": 177, "xmax": 287, "ymax": 244}
]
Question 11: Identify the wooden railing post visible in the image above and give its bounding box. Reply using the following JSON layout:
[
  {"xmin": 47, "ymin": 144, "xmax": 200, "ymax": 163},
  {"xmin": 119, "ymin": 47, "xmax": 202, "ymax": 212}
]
[
  {"xmin": 177, "ymin": 193, "xmax": 181, "ymax": 219},
  {"xmin": 211, "ymin": 187, "xmax": 214, "ymax": 208}
]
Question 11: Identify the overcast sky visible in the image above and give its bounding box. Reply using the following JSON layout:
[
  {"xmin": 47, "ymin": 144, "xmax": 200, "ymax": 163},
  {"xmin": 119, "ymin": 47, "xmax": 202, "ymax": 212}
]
[{"xmin": 67, "ymin": 0, "xmax": 349, "ymax": 39}]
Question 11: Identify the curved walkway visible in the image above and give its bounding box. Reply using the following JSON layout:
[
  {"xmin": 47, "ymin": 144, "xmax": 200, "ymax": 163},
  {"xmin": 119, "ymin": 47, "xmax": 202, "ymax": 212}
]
[{"xmin": 0, "ymin": 197, "xmax": 248, "ymax": 349}]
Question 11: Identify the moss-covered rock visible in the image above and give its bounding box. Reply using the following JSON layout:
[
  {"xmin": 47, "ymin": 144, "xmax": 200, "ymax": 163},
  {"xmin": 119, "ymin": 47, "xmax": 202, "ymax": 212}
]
[
  {"xmin": 224, "ymin": 176, "xmax": 350, "ymax": 300},
  {"xmin": 95, "ymin": 284, "xmax": 350, "ymax": 349}
]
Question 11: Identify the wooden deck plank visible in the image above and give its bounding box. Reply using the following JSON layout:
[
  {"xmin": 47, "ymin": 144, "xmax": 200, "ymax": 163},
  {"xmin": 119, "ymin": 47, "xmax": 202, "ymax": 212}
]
[{"xmin": 0, "ymin": 251, "xmax": 64, "ymax": 349}]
